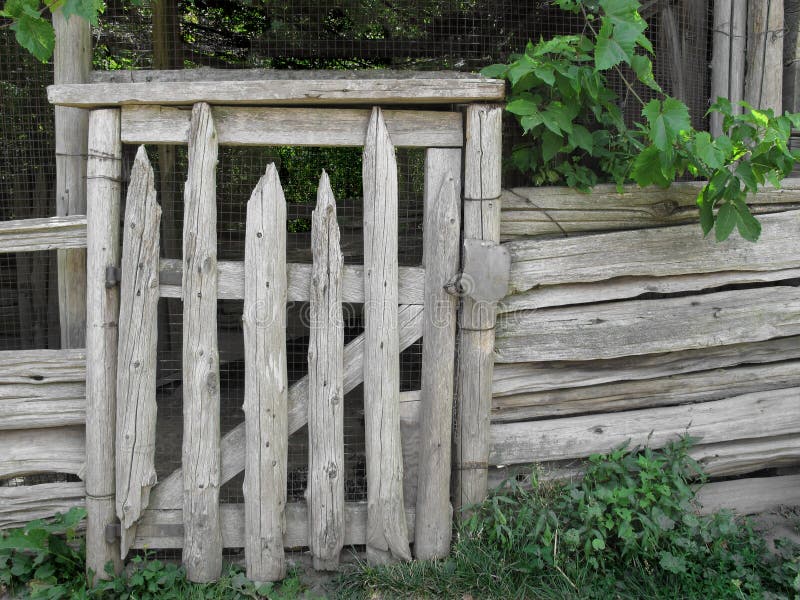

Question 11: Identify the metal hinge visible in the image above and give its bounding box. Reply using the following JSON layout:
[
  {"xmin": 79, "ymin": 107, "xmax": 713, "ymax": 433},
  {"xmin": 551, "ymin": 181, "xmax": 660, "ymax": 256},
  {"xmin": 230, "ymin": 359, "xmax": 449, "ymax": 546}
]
[
  {"xmin": 105, "ymin": 266, "xmax": 121, "ymax": 289},
  {"xmin": 446, "ymin": 239, "xmax": 510, "ymax": 303},
  {"xmin": 104, "ymin": 522, "xmax": 121, "ymax": 544}
]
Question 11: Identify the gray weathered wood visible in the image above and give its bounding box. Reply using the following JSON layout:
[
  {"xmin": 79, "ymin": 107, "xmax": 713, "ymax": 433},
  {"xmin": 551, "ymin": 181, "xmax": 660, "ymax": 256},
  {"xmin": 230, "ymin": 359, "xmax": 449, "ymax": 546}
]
[
  {"xmin": 121, "ymin": 106, "xmax": 463, "ymax": 148},
  {"xmin": 149, "ymin": 305, "xmax": 424, "ymax": 510},
  {"xmin": 0, "ymin": 348, "xmax": 85, "ymax": 380},
  {"xmin": 495, "ymin": 286, "xmax": 800, "ymax": 363},
  {"xmin": 0, "ymin": 426, "xmax": 85, "ymax": 478},
  {"xmin": 85, "ymin": 108, "xmax": 122, "ymax": 577},
  {"xmin": 48, "ymin": 77, "xmax": 505, "ymax": 107},
  {"xmin": 499, "ymin": 182, "xmax": 800, "ymax": 240},
  {"xmin": 489, "ymin": 387, "xmax": 800, "ymax": 466},
  {"xmin": 711, "ymin": 0, "xmax": 748, "ymax": 135},
  {"xmin": 745, "ymin": 0, "xmax": 784, "ymax": 113},
  {"xmin": 308, "ymin": 171, "xmax": 345, "ymax": 571},
  {"xmin": 505, "ymin": 209, "xmax": 800, "ymax": 295},
  {"xmin": 115, "ymin": 146, "xmax": 161, "ymax": 559},
  {"xmin": 414, "ymin": 148, "xmax": 461, "ymax": 560},
  {"xmin": 456, "ymin": 104, "xmax": 503, "ymax": 513},
  {"xmin": 158, "ymin": 259, "xmax": 424, "ymax": 304},
  {"xmin": 362, "ymin": 107, "xmax": 410, "ymax": 564},
  {"xmin": 784, "ymin": 0, "xmax": 800, "ymax": 111},
  {"xmin": 492, "ymin": 336, "xmax": 800, "ymax": 397},
  {"xmin": 243, "ymin": 164, "xmax": 288, "ymax": 582},
  {"xmin": 0, "ymin": 216, "xmax": 87, "ymax": 254},
  {"xmin": 53, "ymin": 9, "xmax": 90, "ymax": 350},
  {"xmin": 696, "ymin": 475, "xmax": 800, "ymax": 515},
  {"xmin": 0, "ymin": 482, "xmax": 86, "ymax": 530},
  {"xmin": 182, "ymin": 103, "xmax": 222, "ymax": 582},
  {"xmin": 133, "ymin": 503, "xmax": 416, "ymax": 550},
  {"xmin": 492, "ymin": 361, "xmax": 800, "ymax": 421}
]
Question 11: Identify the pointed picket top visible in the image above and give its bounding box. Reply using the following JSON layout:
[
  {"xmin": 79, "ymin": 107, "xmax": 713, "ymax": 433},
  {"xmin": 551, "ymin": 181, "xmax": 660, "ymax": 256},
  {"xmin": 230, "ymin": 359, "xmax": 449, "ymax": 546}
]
[{"xmin": 116, "ymin": 145, "xmax": 161, "ymax": 559}]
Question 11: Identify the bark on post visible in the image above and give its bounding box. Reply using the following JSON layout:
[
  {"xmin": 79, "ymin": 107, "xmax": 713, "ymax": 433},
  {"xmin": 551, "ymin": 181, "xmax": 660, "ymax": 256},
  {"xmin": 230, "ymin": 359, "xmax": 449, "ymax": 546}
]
[
  {"xmin": 85, "ymin": 109, "xmax": 123, "ymax": 578},
  {"xmin": 455, "ymin": 105, "xmax": 502, "ymax": 513},
  {"xmin": 243, "ymin": 164, "xmax": 288, "ymax": 583},
  {"xmin": 53, "ymin": 10, "xmax": 90, "ymax": 348},
  {"xmin": 745, "ymin": 0, "xmax": 784, "ymax": 113},
  {"xmin": 414, "ymin": 149, "xmax": 461, "ymax": 559},
  {"xmin": 182, "ymin": 103, "xmax": 222, "ymax": 582},
  {"xmin": 362, "ymin": 107, "xmax": 411, "ymax": 564},
  {"xmin": 710, "ymin": 0, "xmax": 748, "ymax": 136},
  {"xmin": 116, "ymin": 147, "xmax": 161, "ymax": 559}
]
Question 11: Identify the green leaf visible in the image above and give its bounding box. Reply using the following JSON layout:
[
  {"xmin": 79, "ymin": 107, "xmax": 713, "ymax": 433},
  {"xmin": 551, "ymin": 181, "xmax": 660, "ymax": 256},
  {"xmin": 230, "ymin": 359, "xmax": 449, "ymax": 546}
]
[
  {"xmin": 714, "ymin": 202, "xmax": 737, "ymax": 241},
  {"xmin": 58, "ymin": 0, "xmax": 103, "ymax": 25},
  {"xmin": 599, "ymin": 0, "xmax": 640, "ymax": 17},
  {"xmin": 631, "ymin": 145, "xmax": 670, "ymax": 187},
  {"xmin": 569, "ymin": 124, "xmax": 594, "ymax": 153},
  {"xmin": 642, "ymin": 97, "xmax": 691, "ymax": 151},
  {"xmin": 506, "ymin": 98, "xmax": 539, "ymax": 116},
  {"xmin": 693, "ymin": 131, "xmax": 725, "ymax": 170},
  {"xmin": 591, "ymin": 537, "xmax": 606, "ymax": 550},
  {"xmin": 595, "ymin": 20, "xmax": 629, "ymax": 70},
  {"xmin": 631, "ymin": 54, "xmax": 660, "ymax": 91},
  {"xmin": 659, "ymin": 551, "xmax": 687, "ymax": 574},
  {"xmin": 10, "ymin": 12, "xmax": 55, "ymax": 62},
  {"xmin": 480, "ymin": 64, "xmax": 508, "ymax": 79},
  {"xmin": 734, "ymin": 162, "xmax": 758, "ymax": 192},
  {"xmin": 541, "ymin": 129, "xmax": 563, "ymax": 162},
  {"xmin": 733, "ymin": 200, "xmax": 762, "ymax": 242},
  {"xmin": 533, "ymin": 65, "xmax": 556, "ymax": 85},
  {"xmin": 520, "ymin": 113, "xmax": 544, "ymax": 133}
]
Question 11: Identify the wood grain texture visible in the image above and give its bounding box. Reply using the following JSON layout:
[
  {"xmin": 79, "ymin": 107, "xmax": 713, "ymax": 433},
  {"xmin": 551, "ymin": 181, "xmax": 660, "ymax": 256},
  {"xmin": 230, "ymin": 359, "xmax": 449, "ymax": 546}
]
[
  {"xmin": 784, "ymin": 0, "xmax": 800, "ymax": 112},
  {"xmin": 711, "ymin": 0, "xmax": 747, "ymax": 135},
  {"xmin": 489, "ymin": 388, "xmax": 800, "ymax": 465},
  {"xmin": 505, "ymin": 209, "xmax": 800, "ymax": 294},
  {"xmin": 243, "ymin": 164, "xmax": 288, "ymax": 582},
  {"xmin": 121, "ymin": 105, "xmax": 463, "ymax": 148},
  {"xmin": 414, "ymin": 148, "xmax": 461, "ymax": 560},
  {"xmin": 85, "ymin": 108, "xmax": 122, "ymax": 576},
  {"xmin": 0, "ymin": 482, "xmax": 85, "ymax": 530},
  {"xmin": 0, "ymin": 426, "xmax": 85, "ymax": 478},
  {"xmin": 362, "ymin": 107, "xmax": 410, "ymax": 564},
  {"xmin": 115, "ymin": 146, "xmax": 161, "ymax": 559},
  {"xmin": 158, "ymin": 259, "xmax": 424, "ymax": 304},
  {"xmin": 0, "ymin": 216, "xmax": 87, "ymax": 253},
  {"xmin": 148, "ymin": 305, "xmax": 424, "ymax": 510},
  {"xmin": 745, "ymin": 0, "xmax": 784, "ymax": 113},
  {"xmin": 495, "ymin": 286, "xmax": 800, "ymax": 363},
  {"xmin": 48, "ymin": 77, "xmax": 505, "ymax": 107},
  {"xmin": 182, "ymin": 103, "xmax": 222, "ymax": 582},
  {"xmin": 308, "ymin": 172, "xmax": 345, "ymax": 571},
  {"xmin": 499, "ymin": 181, "xmax": 800, "ymax": 240},
  {"xmin": 696, "ymin": 475, "xmax": 800, "ymax": 515}
]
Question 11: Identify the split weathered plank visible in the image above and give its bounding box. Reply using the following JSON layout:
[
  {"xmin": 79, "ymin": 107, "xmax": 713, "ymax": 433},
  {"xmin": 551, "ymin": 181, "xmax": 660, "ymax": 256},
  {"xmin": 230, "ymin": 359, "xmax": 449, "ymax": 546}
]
[
  {"xmin": 710, "ymin": 0, "xmax": 747, "ymax": 135},
  {"xmin": 182, "ymin": 103, "xmax": 222, "ymax": 582},
  {"xmin": 158, "ymin": 258, "xmax": 424, "ymax": 304},
  {"xmin": 498, "ymin": 182, "xmax": 800, "ymax": 240},
  {"xmin": 0, "ymin": 426, "xmax": 85, "ymax": 478},
  {"xmin": 785, "ymin": 0, "xmax": 800, "ymax": 111},
  {"xmin": 115, "ymin": 146, "xmax": 161, "ymax": 559},
  {"xmin": 696, "ymin": 475, "xmax": 800, "ymax": 515},
  {"xmin": 489, "ymin": 387, "xmax": 800, "ymax": 465},
  {"xmin": 0, "ymin": 482, "xmax": 86, "ymax": 530},
  {"xmin": 85, "ymin": 108, "xmax": 122, "ymax": 576},
  {"xmin": 308, "ymin": 172, "xmax": 345, "ymax": 571},
  {"xmin": 492, "ymin": 361, "xmax": 800, "ymax": 421},
  {"xmin": 133, "ymin": 503, "xmax": 416, "ymax": 550},
  {"xmin": 121, "ymin": 106, "xmax": 463, "ymax": 148},
  {"xmin": 53, "ymin": 9, "xmax": 90, "ymax": 350},
  {"xmin": 0, "ymin": 349, "xmax": 85, "ymax": 381},
  {"xmin": 454, "ymin": 104, "xmax": 504, "ymax": 512},
  {"xmin": 505, "ymin": 209, "xmax": 800, "ymax": 294},
  {"xmin": 243, "ymin": 164, "xmax": 288, "ymax": 582},
  {"xmin": 0, "ymin": 216, "xmax": 87, "ymax": 254},
  {"xmin": 745, "ymin": 0, "xmax": 784, "ymax": 113},
  {"xmin": 414, "ymin": 148, "xmax": 461, "ymax": 560},
  {"xmin": 495, "ymin": 286, "xmax": 800, "ymax": 363},
  {"xmin": 492, "ymin": 336, "xmax": 800, "ymax": 397},
  {"xmin": 362, "ymin": 107, "xmax": 410, "ymax": 564},
  {"xmin": 48, "ymin": 77, "xmax": 505, "ymax": 107},
  {"xmin": 399, "ymin": 391, "xmax": 422, "ymax": 508},
  {"xmin": 498, "ymin": 268, "xmax": 800, "ymax": 313},
  {"xmin": 148, "ymin": 305, "xmax": 424, "ymax": 510}
]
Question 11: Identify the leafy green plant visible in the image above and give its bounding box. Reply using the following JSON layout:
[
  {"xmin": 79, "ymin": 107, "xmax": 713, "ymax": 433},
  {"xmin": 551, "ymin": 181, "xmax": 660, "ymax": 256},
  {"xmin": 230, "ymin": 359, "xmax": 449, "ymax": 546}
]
[{"xmin": 482, "ymin": 0, "xmax": 800, "ymax": 242}]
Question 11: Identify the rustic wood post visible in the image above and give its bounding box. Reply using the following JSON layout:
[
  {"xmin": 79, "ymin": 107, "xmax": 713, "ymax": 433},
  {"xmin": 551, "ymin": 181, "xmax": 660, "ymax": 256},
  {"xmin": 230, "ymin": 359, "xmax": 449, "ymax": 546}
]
[
  {"xmin": 745, "ymin": 0, "xmax": 784, "ymax": 113},
  {"xmin": 53, "ymin": 9, "xmax": 91, "ymax": 348},
  {"xmin": 85, "ymin": 109, "xmax": 123, "ymax": 578},
  {"xmin": 711, "ymin": 0, "xmax": 748, "ymax": 136},
  {"xmin": 414, "ymin": 149, "xmax": 461, "ymax": 559},
  {"xmin": 116, "ymin": 146, "xmax": 161, "ymax": 559},
  {"xmin": 455, "ymin": 105, "xmax": 502, "ymax": 513},
  {"xmin": 784, "ymin": 0, "xmax": 800, "ymax": 112},
  {"xmin": 243, "ymin": 163, "xmax": 288, "ymax": 583},
  {"xmin": 182, "ymin": 103, "xmax": 222, "ymax": 582},
  {"xmin": 308, "ymin": 171, "xmax": 345, "ymax": 571},
  {"xmin": 362, "ymin": 107, "xmax": 411, "ymax": 564}
]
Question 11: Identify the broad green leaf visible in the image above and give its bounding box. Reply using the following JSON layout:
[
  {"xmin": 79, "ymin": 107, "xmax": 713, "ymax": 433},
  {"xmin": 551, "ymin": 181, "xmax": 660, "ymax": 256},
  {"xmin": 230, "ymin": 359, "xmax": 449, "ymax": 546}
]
[
  {"xmin": 543, "ymin": 103, "xmax": 575, "ymax": 134},
  {"xmin": 735, "ymin": 162, "xmax": 758, "ymax": 191},
  {"xmin": 631, "ymin": 54, "xmax": 660, "ymax": 91},
  {"xmin": 595, "ymin": 23, "xmax": 629, "ymax": 70},
  {"xmin": 608, "ymin": 15, "xmax": 646, "ymax": 58},
  {"xmin": 508, "ymin": 55, "xmax": 536, "ymax": 86},
  {"xmin": 733, "ymin": 199, "xmax": 762, "ymax": 242},
  {"xmin": 533, "ymin": 65, "xmax": 556, "ymax": 85},
  {"xmin": 693, "ymin": 131, "xmax": 724, "ymax": 170},
  {"xmin": 506, "ymin": 98, "xmax": 539, "ymax": 116},
  {"xmin": 659, "ymin": 551, "xmax": 687, "ymax": 574},
  {"xmin": 569, "ymin": 124, "xmax": 594, "ymax": 153},
  {"xmin": 10, "ymin": 13, "xmax": 55, "ymax": 62},
  {"xmin": 642, "ymin": 97, "xmax": 691, "ymax": 151},
  {"xmin": 631, "ymin": 146, "xmax": 670, "ymax": 187},
  {"xmin": 520, "ymin": 113, "xmax": 544, "ymax": 133},
  {"xmin": 480, "ymin": 64, "xmax": 508, "ymax": 79},
  {"xmin": 58, "ymin": 0, "xmax": 102, "ymax": 25},
  {"xmin": 541, "ymin": 129, "xmax": 563, "ymax": 162},
  {"xmin": 714, "ymin": 202, "xmax": 737, "ymax": 241},
  {"xmin": 599, "ymin": 0, "xmax": 639, "ymax": 17}
]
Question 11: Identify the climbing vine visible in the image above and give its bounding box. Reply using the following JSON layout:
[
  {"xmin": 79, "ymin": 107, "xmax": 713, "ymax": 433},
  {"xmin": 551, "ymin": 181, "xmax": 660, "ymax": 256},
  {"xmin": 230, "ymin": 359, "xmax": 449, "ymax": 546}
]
[{"xmin": 482, "ymin": 0, "xmax": 800, "ymax": 241}]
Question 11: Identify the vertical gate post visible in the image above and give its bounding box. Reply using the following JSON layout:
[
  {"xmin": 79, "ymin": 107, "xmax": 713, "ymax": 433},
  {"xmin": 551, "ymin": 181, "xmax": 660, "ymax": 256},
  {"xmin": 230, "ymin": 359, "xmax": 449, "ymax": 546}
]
[
  {"xmin": 53, "ymin": 10, "xmax": 91, "ymax": 348},
  {"xmin": 455, "ymin": 104, "xmax": 502, "ymax": 513},
  {"xmin": 85, "ymin": 109, "xmax": 123, "ymax": 579},
  {"xmin": 745, "ymin": 0, "xmax": 784, "ymax": 113},
  {"xmin": 710, "ymin": 0, "xmax": 747, "ymax": 136}
]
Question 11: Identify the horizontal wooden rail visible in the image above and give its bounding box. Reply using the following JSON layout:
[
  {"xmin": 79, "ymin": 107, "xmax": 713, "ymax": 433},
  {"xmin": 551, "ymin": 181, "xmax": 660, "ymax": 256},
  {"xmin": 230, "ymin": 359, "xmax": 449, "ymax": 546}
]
[
  {"xmin": 159, "ymin": 258, "xmax": 425, "ymax": 304},
  {"xmin": 122, "ymin": 106, "xmax": 463, "ymax": 147},
  {"xmin": 0, "ymin": 482, "xmax": 86, "ymax": 530},
  {"xmin": 0, "ymin": 425, "xmax": 85, "ymax": 478},
  {"xmin": 48, "ymin": 77, "xmax": 505, "ymax": 107},
  {"xmin": 696, "ymin": 474, "xmax": 800, "ymax": 515},
  {"xmin": 0, "ymin": 216, "xmax": 87, "ymax": 254}
]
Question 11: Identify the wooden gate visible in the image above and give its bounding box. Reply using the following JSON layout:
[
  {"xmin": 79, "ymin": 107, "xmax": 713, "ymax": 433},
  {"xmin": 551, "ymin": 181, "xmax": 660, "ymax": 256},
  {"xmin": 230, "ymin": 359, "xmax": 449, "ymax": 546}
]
[{"xmin": 48, "ymin": 73, "xmax": 505, "ymax": 582}]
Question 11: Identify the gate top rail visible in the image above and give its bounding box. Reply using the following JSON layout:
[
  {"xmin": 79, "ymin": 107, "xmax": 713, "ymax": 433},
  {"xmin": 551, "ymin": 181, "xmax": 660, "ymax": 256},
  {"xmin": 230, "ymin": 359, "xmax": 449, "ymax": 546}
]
[{"xmin": 48, "ymin": 70, "xmax": 505, "ymax": 108}]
